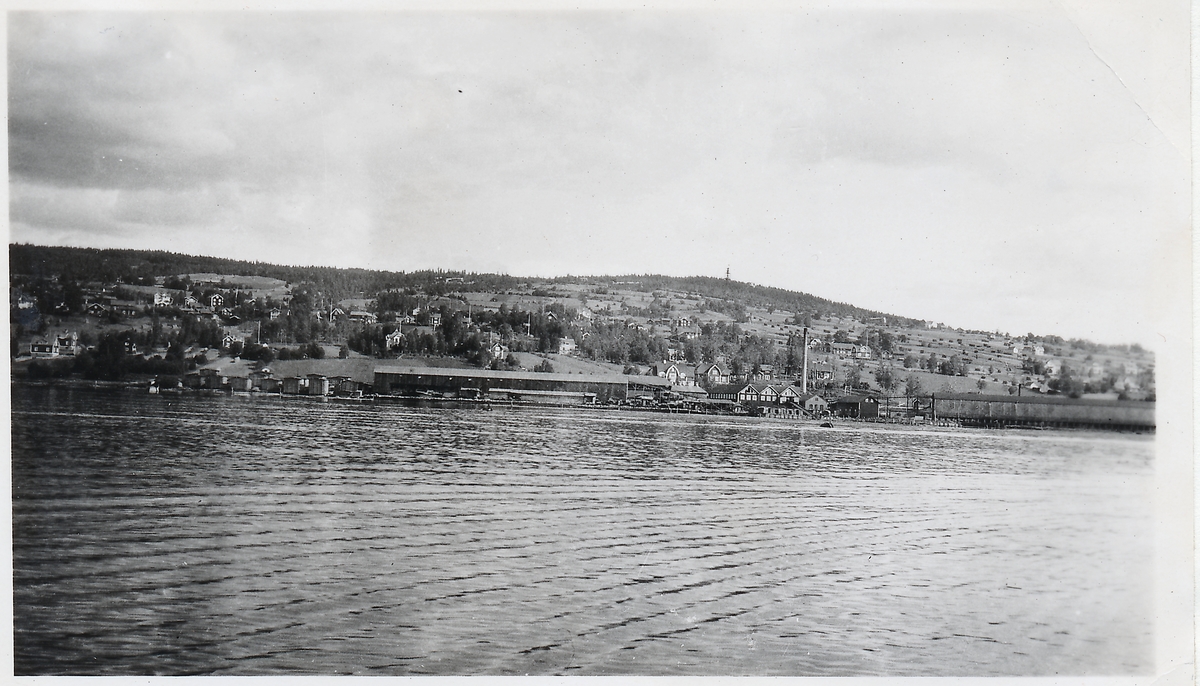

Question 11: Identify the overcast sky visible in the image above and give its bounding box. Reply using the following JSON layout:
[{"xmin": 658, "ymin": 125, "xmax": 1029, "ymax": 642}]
[{"xmin": 8, "ymin": 3, "xmax": 1189, "ymax": 345}]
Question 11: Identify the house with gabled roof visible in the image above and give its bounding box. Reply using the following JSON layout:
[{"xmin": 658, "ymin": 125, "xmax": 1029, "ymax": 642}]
[
  {"xmin": 777, "ymin": 385, "xmax": 806, "ymax": 404},
  {"xmin": 30, "ymin": 340, "xmax": 57, "ymax": 358},
  {"xmin": 737, "ymin": 384, "xmax": 767, "ymax": 403},
  {"xmin": 750, "ymin": 364, "xmax": 775, "ymax": 382},
  {"xmin": 385, "ymin": 329, "xmax": 405, "ymax": 350},
  {"xmin": 832, "ymin": 395, "xmax": 880, "ymax": 419},
  {"xmin": 695, "ymin": 362, "xmax": 727, "ymax": 387},
  {"xmin": 54, "ymin": 332, "xmax": 79, "ymax": 356},
  {"xmin": 831, "ymin": 342, "xmax": 856, "ymax": 358},
  {"xmin": 489, "ymin": 342, "xmax": 511, "ymax": 360},
  {"xmin": 799, "ymin": 392, "xmax": 829, "ymax": 415},
  {"xmin": 647, "ymin": 361, "xmax": 693, "ymax": 386},
  {"xmin": 809, "ymin": 362, "xmax": 834, "ymax": 382}
]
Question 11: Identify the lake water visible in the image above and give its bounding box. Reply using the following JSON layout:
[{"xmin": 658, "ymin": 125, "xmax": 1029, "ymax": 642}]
[{"xmin": 12, "ymin": 385, "xmax": 1155, "ymax": 676}]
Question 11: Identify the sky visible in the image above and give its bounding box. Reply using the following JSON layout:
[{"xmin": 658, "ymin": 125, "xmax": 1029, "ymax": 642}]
[{"xmin": 7, "ymin": 2, "xmax": 1190, "ymax": 346}]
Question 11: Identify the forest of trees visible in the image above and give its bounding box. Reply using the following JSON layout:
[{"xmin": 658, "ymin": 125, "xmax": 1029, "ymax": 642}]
[
  {"xmin": 9, "ymin": 244, "xmax": 525, "ymax": 304},
  {"xmin": 10, "ymin": 244, "xmax": 911, "ymax": 326}
]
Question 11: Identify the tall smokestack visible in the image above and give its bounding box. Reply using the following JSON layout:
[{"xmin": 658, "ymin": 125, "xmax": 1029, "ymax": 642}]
[{"xmin": 801, "ymin": 327, "xmax": 809, "ymax": 394}]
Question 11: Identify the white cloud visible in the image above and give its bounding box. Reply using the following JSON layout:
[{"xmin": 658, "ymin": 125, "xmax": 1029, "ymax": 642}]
[{"xmin": 8, "ymin": 7, "xmax": 1186, "ymax": 345}]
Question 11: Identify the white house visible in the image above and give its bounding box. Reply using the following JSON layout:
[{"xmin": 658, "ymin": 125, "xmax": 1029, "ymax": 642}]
[{"xmin": 385, "ymin": 329, "xmax": 405, "ymax": 350}]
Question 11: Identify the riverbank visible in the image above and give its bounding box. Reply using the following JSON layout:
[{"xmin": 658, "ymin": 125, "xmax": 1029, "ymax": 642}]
[{"xmin": 20, "ymin": 378, "xmax": 1150, "ymax": 435}]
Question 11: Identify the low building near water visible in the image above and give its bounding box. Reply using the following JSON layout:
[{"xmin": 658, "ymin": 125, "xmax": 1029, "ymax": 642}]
[
  {"xmin": 306, "ymin": 374, "xmax": 330, "ymax": 396},
  {"xmin": 799, "ymin": 392, "xmax": 830, "ymax": 415},
  {"xmin": 707, "ymin": 383, "xmax": 750, "ymax": 402},
  {"xmin": 760, "ymin": 404, "xmax": 806, "ymax": 419},
  {"xmin": 198, "ymin": 368, "xmax": 225, "ymax": 389},
  {"xmin": 228, "ymin": 376, "xmax": 253, "ymax": 392},
  {"xmin": 931, "ymin": 393, "xmax": 1154, "ymax": 430},
  {"xmin": 374, "ymin": 366, "xmax": 659, "ymax": 404},
  {"xmin": 832, "ymin": 395, "xmax": 880, "ymax": 419}
]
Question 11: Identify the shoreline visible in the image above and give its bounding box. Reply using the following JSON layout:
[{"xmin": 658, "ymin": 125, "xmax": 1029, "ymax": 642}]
[{"xmin": 11, "ymin": 378, "xmax": 1153, "ymax": 435}]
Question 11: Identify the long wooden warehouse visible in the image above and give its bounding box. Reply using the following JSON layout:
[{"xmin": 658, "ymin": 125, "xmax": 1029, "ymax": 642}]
[
  {"xmin": 374, "ymin": 366, "xmax": 670, "ymax": 404},
  {"xmin": 930, "ymin": 393, "xmax": 1155, "ymax": 430}
]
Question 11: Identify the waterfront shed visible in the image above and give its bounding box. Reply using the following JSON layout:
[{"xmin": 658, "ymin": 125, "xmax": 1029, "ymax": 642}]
[
  {"xmin": 306, "ymin": 374, "xmax": 330, "ymax": 396},
  {"xmin": 706, "ymin": 383, "xmax": 748, "ymax": 401},
  {"xmin": 832, "ymin": 395, "xmax": 880, "ymax": 419},
  {"xmin": 800, "ymin": 393, "xmax": 829, "ymax": 415}
]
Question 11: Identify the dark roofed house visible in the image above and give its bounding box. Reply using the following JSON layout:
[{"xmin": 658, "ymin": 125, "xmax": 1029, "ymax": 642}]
[
  {"xmin": 756, "ymin": 384, "xmax": 781, "ymax": 404},
  {"xmin": 831, "ymin": 342, "xmax": 856, "ymax": 359},
  {"xmin": 696, "ymin": 362, "xmax": 728, "ymax": 387},
  {"xmin": 738, "ymin": 384, "xmax": 767, "ymax": 403},
  {"xmin": 111, "ymin": 300, "xmax": 142, "ymax": 317},
  {"xmin": 750, "ymin": 364, "xmax": 775, "ymax": 382},
  {"xmin": 777, "ymin": 385, "xmax": 805, "ymax": 404},
  {"xmin": 810, "ymin": 363, "xmax": 834, "ymax": 381},
  {"xmin": 306, "ymin": 374, "xmax": 330, "ymax": 396},
  {"xmin": 832, "ymin": 395, "xmax": 879, "ymax": 419},
  {"xmin": 30, "ymin": 340, "xmax": 57, "ymax": 358},
  {"xmin": 706, "ymin": 383, "xmax": 749, "ymax": 401}
]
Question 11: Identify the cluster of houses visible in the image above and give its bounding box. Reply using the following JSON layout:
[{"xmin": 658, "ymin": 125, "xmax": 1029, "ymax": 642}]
[
  {"xmin": 29, "ymin": 331, "xmax": 80, "ymax": 358},
  {"xmin": 643, "ymin": 359, "xmax": 835, "ymax": 388},
  {"xmin": 160, "ymin": 359, "xmax": 887, "ymax": 420},
  {"xmin": 636, "ymin": 359, "xmax": 884, "ymax": 418}
]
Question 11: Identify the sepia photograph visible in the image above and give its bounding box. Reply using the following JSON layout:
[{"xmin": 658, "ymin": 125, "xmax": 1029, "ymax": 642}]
[{"xmin": 6, "ymin": 1, "xmax": 1193, "ymax": 680}]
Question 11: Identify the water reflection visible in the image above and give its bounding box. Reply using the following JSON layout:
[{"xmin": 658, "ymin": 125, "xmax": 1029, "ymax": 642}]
[{"xmin": 12, "ymin": 386, "xmax": 1153, "ymax": 675}]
